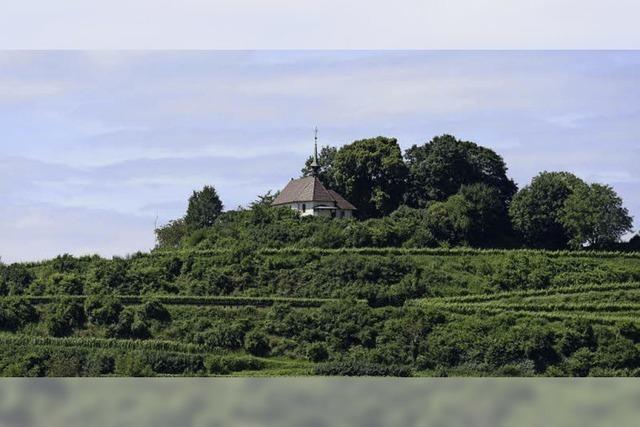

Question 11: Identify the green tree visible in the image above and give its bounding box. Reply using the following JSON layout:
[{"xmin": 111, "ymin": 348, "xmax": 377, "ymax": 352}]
[
  {"xmin": 249, "ymin": 190, "xmax": 279, "ymax": 209},
  {"xmin": 404, "ymin": 134, "xmax": 517, "ymax": 208},
  {"xmin": 509, "ymin": 172, "xmax": 587, "ymax": 249},
  {"xmin": 425, "ymin": 195, "xmax": 472, "ymax": 246},
  {"xmin": 185, "ymin": 185, "xmax": 224, "ymax": 228},
  {"xmin": 560, "ymin": 183, "xmax": 633, "ymax": 249},
  {"xmin": 155, "ymin": 218, "xmax": 188, "ymax": 249},
  {"xmin": 331, "ymin": 137, "xmax": 408, "ymax": 218},
  {"xmin": 458, "ymin": 183, "xmax": 513, "ymax": 247}
]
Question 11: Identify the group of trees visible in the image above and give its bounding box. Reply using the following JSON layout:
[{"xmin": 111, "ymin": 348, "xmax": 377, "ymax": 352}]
[
  {"xmin": 510, "ymin": 172, "xmax": 633, "ymax": 249},
  {"xmin": 302, "ymin": 134, "xmax": 516, "ymax": 219},
  {"xmin": 156, "ymin": 134, "xmax": 635, "ymax": 251}
]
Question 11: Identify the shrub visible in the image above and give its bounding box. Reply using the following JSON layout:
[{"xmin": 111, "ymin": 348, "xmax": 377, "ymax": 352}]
[
  {"xmin": 85, "ymin": 295, "xmax": 123, "ymax": 326},
  {"xmin": 244, "ymin": 329, "xmax": 271, "ymax": 357},
  {"xmin": 306, "ymin": 342, "xmax": 329, "ymax": 362},
  {"xmin": 0, "ymin": 300, "xmax": 38, "ymax": 331},
  {"xmin": 140, "ymin": 299, "xmax": 171, "ymax": 322},
  {"xmin": 45, "ymin": 301, "xmax": 85, "ymax": 337},
  {"xmin": 205, "ymin": 355, "xmax": 265, "ymax": 375},
  {"xmin": 115, "ymin": 353, "xmax": 154, "ymax": 377}
]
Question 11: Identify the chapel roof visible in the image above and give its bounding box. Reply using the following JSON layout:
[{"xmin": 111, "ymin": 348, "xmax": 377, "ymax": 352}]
[{"xmin": 272, "ymin": 176, "xmax": 356, "ymax": 210}]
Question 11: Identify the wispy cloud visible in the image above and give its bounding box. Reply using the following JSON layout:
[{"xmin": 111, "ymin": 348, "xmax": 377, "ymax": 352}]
[{"xmin": 0, "ymin": 51, "xmax": 639, "ymax": 262}]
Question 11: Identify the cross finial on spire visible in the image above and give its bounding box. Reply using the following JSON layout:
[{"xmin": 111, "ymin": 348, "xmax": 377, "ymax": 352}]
[{"xmin": 310, "ymin": 126, "xmax": 320, "ymax": 176}]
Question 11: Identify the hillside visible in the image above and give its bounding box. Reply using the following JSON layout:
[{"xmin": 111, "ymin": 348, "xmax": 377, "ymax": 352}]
[{"xmin": 2, "ymin": 248, "xmax": 640, "ymax": 376}]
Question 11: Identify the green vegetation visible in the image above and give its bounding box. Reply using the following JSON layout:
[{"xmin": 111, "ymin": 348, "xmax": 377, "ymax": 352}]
[
  {"xmin": 1, "ymin": 133, "xmax": 638, "ymax": 376},
  {"xmin": 1, "ymin": 248, "xmax": 640, "ymax": 377},
  {"xmin": 157, "ymin": 134, "xmax": 633, "ymax": 251}
]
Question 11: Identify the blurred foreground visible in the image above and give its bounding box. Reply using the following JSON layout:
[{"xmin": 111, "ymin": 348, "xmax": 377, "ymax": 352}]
[{"xmin": 1, "ymin": 379, "xmax": 639, "ymax": 426}]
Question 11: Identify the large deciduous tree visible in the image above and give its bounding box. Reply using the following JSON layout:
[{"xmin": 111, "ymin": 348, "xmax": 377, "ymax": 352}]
[
  {"xmin": 184, "ymin": 185, "xmax": 224, "ymax": 228},
  {"xmin": 331, "ymin": 136, "xmax": 408, "ymax": 218},
  {"xmin": 424, "ymin": 194, "xmax": 472, "ymax": 246},
  {"xmin": 509, "ymin": 172, "xmax": 587, "ymax": 249},
  {"xmin": 457, "ymin": 183, "xmax": 513, "ymax": 247},
  {"xmin": 560, "ymin": 183, "xmax": 633, "ymax": 249},
  {"xmin": 404, "ymin": 134, "xmax": 517, "ymax": 208}
]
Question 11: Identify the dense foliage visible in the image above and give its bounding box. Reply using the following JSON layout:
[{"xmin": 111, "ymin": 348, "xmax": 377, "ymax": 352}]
[
  {"xmin": 185, "ymin": 185, "xmax": 224, "ymax": 229},
  {"xmin": 560, "ymin": 183, "xmax": 633, "ymax": 249},
  {"xmin": 158, "ymin": 134, "xmax": 634, "ymax": 251},
  {"xmin": 326, "ymin": 136, "xmax": 408, "ymax": 218},
  {"xmin": 1, "ymin": 249, "xmax": 640, "ymax": 376},
  {"xmin": 1, "ymin": 133, "xmax": 637, "ymax": 377},
  {"xmin": 404, "ymin": 134, "xmax": 517, "ymax": 208}
]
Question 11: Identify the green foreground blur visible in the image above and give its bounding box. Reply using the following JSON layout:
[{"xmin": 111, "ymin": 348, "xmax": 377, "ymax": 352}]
[{"xmin": 0, "ymin": 379, "xmax": 639, "ymax": 426}]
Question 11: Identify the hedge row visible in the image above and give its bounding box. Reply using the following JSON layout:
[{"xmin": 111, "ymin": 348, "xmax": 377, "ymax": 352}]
[
  {"xmin": 150, "ymin": 247, "xmax": 640, "ymax": 259},
  {"xmin": 0, "ymin": 295, "xmax": 347, "ymax": 308},
  {"xmin": 0, "ymin": 334, "xmax": 206, "ymax": 355},
  {"xmin": 427, "ymin": 301, "xmax": 640, "ymax": 325},
  {"xmin": 430, "ymin": 281, "xmax": 640, "ymax": 303}
]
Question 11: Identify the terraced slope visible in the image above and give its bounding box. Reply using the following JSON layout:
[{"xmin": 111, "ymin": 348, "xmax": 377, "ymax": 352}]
[
  {"xmin": 420, "ymin": 281, "xmax": 640, "ymax": 324},
  {"xmin": 1, "ymin": 248, "xmax": 640, "ymax": 376}
]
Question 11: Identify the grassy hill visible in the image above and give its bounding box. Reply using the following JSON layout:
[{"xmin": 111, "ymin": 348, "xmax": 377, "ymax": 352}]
[{"xmin": 1, "ymin": 248, "xmax": 640, "ymax": 376}]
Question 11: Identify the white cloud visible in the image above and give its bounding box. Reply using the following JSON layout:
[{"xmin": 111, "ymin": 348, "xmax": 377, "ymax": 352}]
[
  {"xmin": 0, "ymin": 79, "xmax": 68, "ymax": 102},
  {"xmin": 0, "ymin": 51, "xmax": 639, "ymax": 261},
  {"xmin": 0, "ymin": 204, "xmax": 156, "ymax": 263}
]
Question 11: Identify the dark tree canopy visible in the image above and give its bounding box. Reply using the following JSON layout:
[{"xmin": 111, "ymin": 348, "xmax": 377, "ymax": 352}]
[
  {"xmin": 184, "ymin": 185, "xmax": 224, "ymax": 228},
  {"xmin": 302, "ymin": 145, "xmax": 338, "ymax": 188},
  {"xmin": 331, "ymin": 136, "xmax": 408, "ymax": 218},
  {"xmin": 560, "ymin": 183, "xmax": 633, "ymax": 249},
  {"xmin": 149, "ymin": 134, "xmax": 634, "ymax": 253},
  {"xmin": 424, "ymin": 194, "xmax": 472, "ymax": 246},
  {"xmin": 458, "ymin": 183, "xmax": 513, "ymax": 247},
  {"xmin": 509, "ymin": 172, "xmax": 587, "ymax": 249},
  {"xmin": 404, "ymin": 134, "xmax": 517, "ymax": 208}
]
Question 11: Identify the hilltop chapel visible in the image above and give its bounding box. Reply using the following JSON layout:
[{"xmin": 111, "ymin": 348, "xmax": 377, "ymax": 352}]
[{"xmin": 272, "ymin": 130, "xmax": 356, "ymax": 218}]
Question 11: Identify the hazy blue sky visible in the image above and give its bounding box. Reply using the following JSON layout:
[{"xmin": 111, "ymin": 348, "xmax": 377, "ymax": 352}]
[{"xmin": 1, "ymin": 51, "xmax": 638, "ymax": 262}]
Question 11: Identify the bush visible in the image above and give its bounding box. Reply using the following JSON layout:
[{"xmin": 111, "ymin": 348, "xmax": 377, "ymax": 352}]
[
  {"xmin": 110, "ymin": 308, "xmax": 150, "ymax": 339},
  {"xmin": 244, "ymin": 329, "xmax": 271, "ymax": 357},
  {"xmin": 205, "ymin": 355, "xmax": 265, "ymax": 375},
  {"xmin": 45, "ymin": 301, "xmax": 85, "ymax": 337},
  {"xmin": 140, "ymin": 299, "xmax": 171, "ymax": 322},
  {"xmin": 115, "ymin": 353, "xmax": 154, "ymax": 377},
  {"xmin": 85, "ymin": 295, "xmax": 123, "ymax": 326},
  {"xmin": 84, "ymin": 351, "xmax": 116, "ymax": 376},
  {"xmin": 306, "ymin": 342, "xmax": 329, "ymax": 362},
  {"xmin": 0, "ymin": 300, "xmax": 38, "ymax": 331}
]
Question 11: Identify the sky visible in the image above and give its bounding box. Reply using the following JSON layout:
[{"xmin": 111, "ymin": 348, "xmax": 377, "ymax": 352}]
[
  {"xmin": 0, "ymin": 51, "xmax": 639, "ymax": 262},
  {"xmin": 2, "ymin": 1, "xmax": 640, "ymax": 49}
]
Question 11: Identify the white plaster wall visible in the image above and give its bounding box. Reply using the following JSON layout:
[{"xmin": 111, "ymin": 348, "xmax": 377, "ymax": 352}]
[{"xmin": 288, "ymin": 201, "xmax": 353, "ymax": 218}]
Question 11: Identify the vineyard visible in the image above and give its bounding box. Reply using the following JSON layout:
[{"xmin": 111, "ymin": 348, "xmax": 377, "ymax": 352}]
[
  {"xmin": 419, "ymin": 281, "xmax": 640, "ymax": 324},
  {"xmin": 1, "ymin": 248, "xmax": 640, "ymax": 376}
]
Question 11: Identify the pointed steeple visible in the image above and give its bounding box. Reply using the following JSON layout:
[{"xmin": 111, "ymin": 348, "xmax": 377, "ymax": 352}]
[{"xmin": 310, "ymin": 126, "xmax": 320, "ymax": 177}]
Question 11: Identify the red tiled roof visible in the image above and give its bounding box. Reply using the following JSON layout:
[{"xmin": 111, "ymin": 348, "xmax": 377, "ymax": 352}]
[
  {"xmin": 327, "ymin": 189, "xmax": 357, "ymax": 210},
  {"xmin": 272, "ymin": 176, "xmax": 356, "ymax": 210}
]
